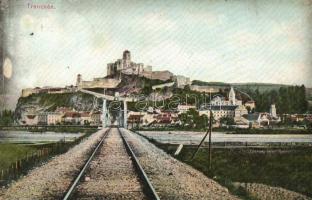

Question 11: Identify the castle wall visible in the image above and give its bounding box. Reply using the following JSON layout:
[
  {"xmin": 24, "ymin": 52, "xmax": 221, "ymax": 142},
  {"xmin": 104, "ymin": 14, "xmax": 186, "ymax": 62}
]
[
  {"xmin": 190, "ymin": 85, "xmax": 220, "ymax": 93},
  {"xmin": 80, "ymin": 78, "xmax": 120, "ymax": 89}
]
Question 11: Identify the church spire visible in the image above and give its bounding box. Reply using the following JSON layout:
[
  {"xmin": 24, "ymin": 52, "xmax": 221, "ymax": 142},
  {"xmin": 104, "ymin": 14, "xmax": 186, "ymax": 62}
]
[{"xmin": 229, "ymin": 86, "xmax": 236, "ymax": 105}]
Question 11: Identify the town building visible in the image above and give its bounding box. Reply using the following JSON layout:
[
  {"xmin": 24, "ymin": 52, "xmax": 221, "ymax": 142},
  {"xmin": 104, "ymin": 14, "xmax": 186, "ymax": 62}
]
[
  {"xmin": 149, "ymin": 112, "xmax": 179, "ymax": 127},
  {"xmin": 80, "ymin": 112, "xmax": 91, "ymax": 125},
  {"xmin": 21, "ymin": 112, "xmax": 38, "ymax": 125},
  {"xmin": 243, "ymin": 112, "xmax": 280, "ymax": 128},
  {"xmin": 38, "ymin": 112, "xmax": 63, "ymax": 125},
  {"xmin": 62, "ymin": 112, "xmax": 81, "ymax": 124},
  {"xmin": 127, "ymin": 113, "xmax": 145, "ymax": 128},
  {"xmin": 127, "ymin": 110, "xmax": 179, "ymax": 128},
  {"xmin": 209, "ymin": 87, "xmax": 242, "ymax": 106},
  {"xmin": 241, "ymin": 104, "xmax": 280, "ymax": 127},
  {"xmin": 90, "ymin": 111, "xmax": 102, "ymax": 125},
  {"xmin": 235, "ymin": 105, "xmax": 248, "ymax": 118},
  {"xmin": 288, "ymin": 114, "xmax": 312, "ymax": 123},
  {"xmin": 199, "ymin": 105, "xmax": 237, "ymax": 121},
  {"xmin": 127, "ymin": 111, "xmax": 155, "ymax": 127},
  {"xmin": 177, "ymin": 104, "xmax": 196, "ymax": 113}
]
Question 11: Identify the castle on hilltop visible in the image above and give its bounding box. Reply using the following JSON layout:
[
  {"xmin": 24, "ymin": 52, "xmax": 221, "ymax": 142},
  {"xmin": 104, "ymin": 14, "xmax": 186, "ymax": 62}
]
[
  {"xmin": 21, "ymin": 50, "xmax": 191, "ymax": 97},
  {"xmin": 76, "ymin": 50, "xmax": 188, "ymax": 90}
]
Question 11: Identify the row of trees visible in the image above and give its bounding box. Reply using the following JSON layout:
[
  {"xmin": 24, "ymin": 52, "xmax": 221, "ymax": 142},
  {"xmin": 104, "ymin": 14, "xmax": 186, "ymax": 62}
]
[
  {"xmin": 246, "ymin": 85, "xmax": 308, "ymax": 114},
  {"xmin": 178, "ymin": 109, "xmax": 209, "ymax": 129},
  {"xmin": 0, "ymin": 110, "xmax": 14, "ymax": 126}
]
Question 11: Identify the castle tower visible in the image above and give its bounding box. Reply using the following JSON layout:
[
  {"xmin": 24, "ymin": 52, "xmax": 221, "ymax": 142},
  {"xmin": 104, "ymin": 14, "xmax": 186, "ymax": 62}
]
[
  {"xmin": 270, "ymin": 104, "xmax": 277, "ymax": 118},
  {"xmin": 76, "ymin": 74, "xmax": 82, "ymax": 87},
  {"xmin": 122, "ymin": 50, "xmax": 131, "ymax": 69},
  {"xmin": 229, "ymin": 86, "xmax": 236, "ymax": 105},
  {"xmin": 123, "ymin": 50, "xmax": 131, "ymax": 61}
]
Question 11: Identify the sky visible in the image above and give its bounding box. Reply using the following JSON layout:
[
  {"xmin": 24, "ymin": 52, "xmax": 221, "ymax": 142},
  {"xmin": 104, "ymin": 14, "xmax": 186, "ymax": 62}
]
[{"xmin": 1, "ymin": 0, "xmax": 312, "ymax": 109}]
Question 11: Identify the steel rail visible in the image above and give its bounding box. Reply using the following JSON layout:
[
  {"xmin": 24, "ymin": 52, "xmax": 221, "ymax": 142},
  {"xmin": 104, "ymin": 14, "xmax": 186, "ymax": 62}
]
[
  {"xmin": 62, "ymin": 128, "xmax": 110, "ymax": 200},
  {"xmin": 118, "ymin": 128, "xmax": 160, "ymax": 200}
]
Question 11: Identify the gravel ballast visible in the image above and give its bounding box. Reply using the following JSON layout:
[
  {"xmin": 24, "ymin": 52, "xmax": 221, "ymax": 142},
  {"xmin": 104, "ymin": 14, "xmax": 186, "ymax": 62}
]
[
  {"xmin": 0, "ymin": 128, "xmax": 109, "ymax": 200},
  {"xmin": 74, "ymin": 128, "xmax": 147, "ymax": 199},
  {"xmin": 120, "ymin": 128, "xmax": 239, "ymax": 200}
]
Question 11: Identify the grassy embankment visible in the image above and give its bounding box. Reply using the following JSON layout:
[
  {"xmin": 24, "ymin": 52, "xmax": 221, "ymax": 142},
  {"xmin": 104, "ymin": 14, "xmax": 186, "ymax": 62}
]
[
  {"xmin": 0, "ymin": 144, "xmax": 37, "ymax": 171},
  {"xmin": 0, "ymin": 132, "xmax": 97, "ymax": 187},
  {"xmin": 159, "ymin": 144, "xmax": 312, "ymax": 198}
]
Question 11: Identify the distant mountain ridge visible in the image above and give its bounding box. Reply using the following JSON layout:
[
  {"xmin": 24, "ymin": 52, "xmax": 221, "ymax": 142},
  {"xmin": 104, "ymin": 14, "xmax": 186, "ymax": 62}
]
[{"xmin": 192, "ymin": 80, "xmax": 311, "ymax": 98}]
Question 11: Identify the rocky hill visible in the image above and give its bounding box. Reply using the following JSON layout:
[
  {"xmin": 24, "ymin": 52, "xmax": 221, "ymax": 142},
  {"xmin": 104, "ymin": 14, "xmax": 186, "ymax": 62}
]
[{"xmin": 15, "ymin": 92, "xmax": 95, "ymax": 119}]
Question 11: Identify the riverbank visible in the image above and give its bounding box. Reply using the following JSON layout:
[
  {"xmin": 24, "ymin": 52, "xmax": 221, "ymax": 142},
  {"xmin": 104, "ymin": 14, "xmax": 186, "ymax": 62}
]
[{"xmin": 138, "ymin": 131, "xmax": 312, "ymax": 145}]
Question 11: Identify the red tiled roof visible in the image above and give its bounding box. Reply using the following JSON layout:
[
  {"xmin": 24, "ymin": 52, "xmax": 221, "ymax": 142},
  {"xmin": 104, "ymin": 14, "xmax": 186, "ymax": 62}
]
[
  {"xmin": 63, "ymin": 112, "xmax": 80, "ymax": 118},
  {"xmin": 80, "ymin": 112, "xmax": 90, "ymax": 117}
]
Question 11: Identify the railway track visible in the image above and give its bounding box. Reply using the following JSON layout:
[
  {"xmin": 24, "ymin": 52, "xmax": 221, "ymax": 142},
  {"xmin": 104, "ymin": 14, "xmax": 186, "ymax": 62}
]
[{"xmin": 62, "ymin": 127, "xmax": 160, "ymax": 200}]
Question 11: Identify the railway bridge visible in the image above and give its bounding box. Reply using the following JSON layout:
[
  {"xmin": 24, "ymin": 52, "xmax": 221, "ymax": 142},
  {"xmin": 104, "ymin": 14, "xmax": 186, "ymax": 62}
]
[{"xmin": 79, "ymin": 89, "xmax": 137, "ymax": 128}]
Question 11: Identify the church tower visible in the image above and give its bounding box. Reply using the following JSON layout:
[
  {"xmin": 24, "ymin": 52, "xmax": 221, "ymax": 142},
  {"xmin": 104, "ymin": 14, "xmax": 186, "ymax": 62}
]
[
  {"xmin": 229, "ymin": 86, "xmax": 236, "ymax": 105},
  {"xmin": 270, "ymin": 104, "xmax": 277, "ymax": 118}
]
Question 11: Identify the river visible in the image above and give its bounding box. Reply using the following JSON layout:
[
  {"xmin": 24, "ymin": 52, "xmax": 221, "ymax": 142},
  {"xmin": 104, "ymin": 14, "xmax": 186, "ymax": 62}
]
[
  {"xmin": 0, "ymin": 131, "xmax": 85, "ymax": 144},
  {"xmin": 139, "ymin": 131, "xmax": 312, "ymax": 145}
]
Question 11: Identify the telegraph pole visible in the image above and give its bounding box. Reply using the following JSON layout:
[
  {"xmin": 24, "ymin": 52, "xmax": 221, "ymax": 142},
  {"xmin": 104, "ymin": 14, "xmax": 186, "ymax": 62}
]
[
  {"xmin": 208, "ymin": 110, "xmax": 213, "ymax": 169},
  {"xmin": 191, "ymin": 109, "xmax": 213, "ymax": 169}
]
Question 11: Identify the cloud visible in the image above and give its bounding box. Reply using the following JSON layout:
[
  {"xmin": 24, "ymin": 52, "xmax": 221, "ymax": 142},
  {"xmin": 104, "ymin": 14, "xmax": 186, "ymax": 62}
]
[
  {"xmin": 229, "ymin": 30, "xmax": 259, "ymax": 48},
  {"xmin": 271, "ymin": 19, "xmax": 308, "ymax": 48},
  {"xmin": 188, "ymin": 12, "xmax": 227, "ymax": 27},
  {"xmin": 138, "ymin": 13, "xmax": 176, "ymax": 31}
]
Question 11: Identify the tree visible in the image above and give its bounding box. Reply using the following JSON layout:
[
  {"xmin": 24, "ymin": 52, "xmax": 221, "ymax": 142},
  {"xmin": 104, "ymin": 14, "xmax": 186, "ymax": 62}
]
[
  {"xmin": 197, "ymin": 114, "xmax": 209, "ymax": 129},
  {"xmin": 178, "ymin": 108, "xmax": 208, "ymax": 129},
  {"xmin": 248, "ymin": 86, "xmax": 308, "ymax": 114},
  {"xmin": 179, "ymin": 112, "xmax": 191, "ymax": 128},
  {"xmin": 307, "ymin": 122, "xmax": 312, "ymax": 131},
  {"xmin": 184, "ymin": 85, "xmax": 191, "ymax": 92},
  {"xmin": 246, "ymin": 106, "xmax": 251, "ymax": 113},
  {"xmin": 0, "ymin": 110, "xmax": 14, "ymax": 126},
  {"xmin": 220, "ymin": 116, "xmax": 235, "ymax": 126}
]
